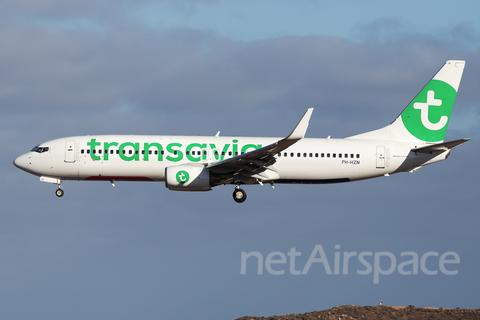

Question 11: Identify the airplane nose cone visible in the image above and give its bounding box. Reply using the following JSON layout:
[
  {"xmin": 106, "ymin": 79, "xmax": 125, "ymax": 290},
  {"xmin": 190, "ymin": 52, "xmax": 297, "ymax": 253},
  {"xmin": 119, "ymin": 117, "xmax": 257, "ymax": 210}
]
[{"xmin": 13, "ymin": 154, "xmax": 27, "ymax": 170}]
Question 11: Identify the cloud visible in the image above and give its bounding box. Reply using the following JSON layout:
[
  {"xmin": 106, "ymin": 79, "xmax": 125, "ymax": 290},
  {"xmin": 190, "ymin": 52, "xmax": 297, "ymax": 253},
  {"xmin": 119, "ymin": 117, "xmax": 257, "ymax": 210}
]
[
  {"xmin": 3, "ymin": 22, "xmax": 479, "ymax": 140},
  {"xmin": 0, "ymin": 0, "xmax": 219, "ymax": 20}
]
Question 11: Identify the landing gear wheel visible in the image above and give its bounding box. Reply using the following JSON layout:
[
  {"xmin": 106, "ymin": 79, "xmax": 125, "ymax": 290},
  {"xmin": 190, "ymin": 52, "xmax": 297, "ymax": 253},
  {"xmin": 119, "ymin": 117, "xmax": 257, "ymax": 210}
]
[
  {"xmin": 55, "ymin": 188, "xmax": 64, "ymax": 197},
  {"xmin": 233, "ymin": 188, "xmax": 247, "ymax": 203}
]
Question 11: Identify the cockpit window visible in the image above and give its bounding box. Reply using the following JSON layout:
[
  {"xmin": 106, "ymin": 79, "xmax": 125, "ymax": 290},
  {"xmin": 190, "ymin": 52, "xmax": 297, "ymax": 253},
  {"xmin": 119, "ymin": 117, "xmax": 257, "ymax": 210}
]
[{"xmin": 31, "ymin": 145, "xmax": 49, "ymax": 153}]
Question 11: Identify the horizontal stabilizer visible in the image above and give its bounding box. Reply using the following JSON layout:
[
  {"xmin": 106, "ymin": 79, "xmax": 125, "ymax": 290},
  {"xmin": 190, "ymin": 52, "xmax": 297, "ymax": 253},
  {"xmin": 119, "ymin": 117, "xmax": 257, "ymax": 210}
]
[{"xmin": 412, "ymin": 138, "xmax": 470, "ymax": 153}]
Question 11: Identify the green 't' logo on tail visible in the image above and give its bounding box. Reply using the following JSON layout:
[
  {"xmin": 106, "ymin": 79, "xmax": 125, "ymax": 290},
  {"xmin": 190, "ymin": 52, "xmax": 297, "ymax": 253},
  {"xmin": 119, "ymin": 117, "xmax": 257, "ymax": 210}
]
[{"xmin": 401, "ymin": 79, "xmax": 457, "ymax": 142}]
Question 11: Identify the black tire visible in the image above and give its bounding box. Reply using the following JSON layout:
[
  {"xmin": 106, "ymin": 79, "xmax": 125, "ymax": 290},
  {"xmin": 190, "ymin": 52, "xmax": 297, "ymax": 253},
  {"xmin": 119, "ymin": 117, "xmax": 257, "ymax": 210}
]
[
  {"xmin": 233, "ymin": 188, "xmax": 247, "ymax": 203},
  {"xmin": 55, "ymin": 188, "xmax": 64, "ymax": 197}
]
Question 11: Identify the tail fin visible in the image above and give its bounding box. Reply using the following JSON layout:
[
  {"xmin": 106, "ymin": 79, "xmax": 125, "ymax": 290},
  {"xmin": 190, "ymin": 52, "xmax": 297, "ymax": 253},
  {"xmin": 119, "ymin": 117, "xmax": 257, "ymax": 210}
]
[{"xmin": 347, "ymin": 60, "xmax": 465, "ymax": 143}]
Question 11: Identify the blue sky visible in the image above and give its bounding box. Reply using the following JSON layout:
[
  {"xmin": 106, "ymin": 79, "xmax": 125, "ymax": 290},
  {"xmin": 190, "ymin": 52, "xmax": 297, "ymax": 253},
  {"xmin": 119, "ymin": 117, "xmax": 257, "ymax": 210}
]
[{"xmin": 2, "ymin": 1, "xmax": 480, "ymax": 319}]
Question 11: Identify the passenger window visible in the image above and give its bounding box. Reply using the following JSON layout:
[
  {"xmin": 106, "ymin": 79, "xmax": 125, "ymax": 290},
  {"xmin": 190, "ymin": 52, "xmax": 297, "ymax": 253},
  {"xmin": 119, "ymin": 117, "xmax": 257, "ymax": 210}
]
[
  {"xmin": 321, "ymin": 153, "xmax": 324, "ymax": 158},
  {"xmin": 339, "ymin": 154, "xmax": 342, "ymax": 158},
  {"xmin": 154, "ymin": 150, "xmax": 158, "ymax": 155},
  {"xmin": 81, "ymin": 149, "xmax": 84, "ymax": 154},
  {"xmin": 122, "ymin": 150, "xmax": 125, "ymax": 155},
  {"xmin": 204, "ymin": 151, "xmax": 207, "ymax": 156},
  {"xmin": 234, "ymin": 152, "xmax": 238, "ymax": 156},
  {"xmin": 135, "ymin": 150, "xmax": 138, "ymax": 155},
  {"xmin": 93, "ymin": 150, "xmax": 96, "ymax": 154},
  {"xmin": 87, "ymin": 149, "xmax": 90, "ymax": 154},
  {"xmin": 161, "ymin": 151, "xmax": 164, "ymax": 155},
  {"xmin": 141, "ymin": 150, "xmax": 145, "ymax": 155},
  {"xmin": 98, "ymin": 150, "xmax": 102, "ymax": 154},
  {"xmin": 284, "ymin": 153, "xmax": 287, "ymax": 157},
  {"xmin": 327, "ymin": 153, "xmax": 330, "ymax": 158},
  {"xmin": 214, "ymin": 151, "xmax": 219, "ymax": 156},
  {"xmin": 303, "ymin": 153, "xmax": 306, "ymax": 157},
  {"xmin": 297, "ymin": 153, "xmax": 300, "ymax": 157},
  {"xmin": 222, "ymin": 151, "xmax": 225, "ymax": 156},
  {"xmin": 186, "ymin": 151, "xmax": 190, "ymax": 155},
  {"xmin": 111, "ymin": 150, "xmax": 114, "ymax": 154},
  {"xmin": 229, "ymin": 151, "xmax": 232, "ymax": 156},
  {"xmin": 309, "ymin": 153, "xmax": 313, "ymax": 157},
  {"xmin": 333, "ymin": 153, "xmax": 336, "ymax": 158},
  {"xmin": 290, "ymin": 153, "xmax": 294, "ymax": 157},
  {"xmin": 345, "ymin": 154, "xmax": 348, "ymax": 158},
  {"xmin": 350, "ymin": 154, "xmax": 354, "ymax": 158},
  {"xmin": 116, "ymin": 150, "xmax": 119, "ymax": 154},
  {"xmin": 315, "ymin": 153, "xmax": 318, "ymax": 157},
  {"xmin": 356, "ymin": 154, "xmax": 360, "ymax": 158}
]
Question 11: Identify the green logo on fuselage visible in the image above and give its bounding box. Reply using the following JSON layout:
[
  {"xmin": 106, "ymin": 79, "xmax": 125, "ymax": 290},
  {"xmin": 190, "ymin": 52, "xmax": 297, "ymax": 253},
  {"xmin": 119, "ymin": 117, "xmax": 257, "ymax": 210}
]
[
  {"xmin": 86, "ymin": 138, "xmax": 263, "ymax": 162},
  {"xmin": 401, "ymin": 79, "xmax": 457, "ymax": 142}
]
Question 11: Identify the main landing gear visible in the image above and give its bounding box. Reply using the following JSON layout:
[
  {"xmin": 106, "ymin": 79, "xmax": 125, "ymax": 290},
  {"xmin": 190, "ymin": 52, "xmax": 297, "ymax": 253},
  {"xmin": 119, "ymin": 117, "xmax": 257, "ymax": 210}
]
[
  {"xmin": 55, "ymin": 181, "xmax": 64, "ymax": 197},
  {"xmin": 233, "ymin": 185, "xmax": 247, "ymax": 203}
]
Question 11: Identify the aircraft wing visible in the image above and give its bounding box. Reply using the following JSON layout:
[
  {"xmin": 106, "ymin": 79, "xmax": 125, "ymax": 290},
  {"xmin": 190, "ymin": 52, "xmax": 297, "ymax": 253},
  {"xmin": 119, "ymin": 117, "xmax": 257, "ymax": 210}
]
[
  {"xmin": 412, "ymin": 138, "xmax": 470, "ymax": 153},
  {"xmin": 206, "ymin": 108, "xmax": 313, "ymax": 176}
]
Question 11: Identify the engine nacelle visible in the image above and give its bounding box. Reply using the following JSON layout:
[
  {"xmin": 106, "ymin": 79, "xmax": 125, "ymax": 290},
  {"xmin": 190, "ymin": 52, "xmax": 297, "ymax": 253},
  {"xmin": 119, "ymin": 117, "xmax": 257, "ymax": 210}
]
[{"xmin": 165, "ymin": 165, "xmax": 213, "ymax": 191}]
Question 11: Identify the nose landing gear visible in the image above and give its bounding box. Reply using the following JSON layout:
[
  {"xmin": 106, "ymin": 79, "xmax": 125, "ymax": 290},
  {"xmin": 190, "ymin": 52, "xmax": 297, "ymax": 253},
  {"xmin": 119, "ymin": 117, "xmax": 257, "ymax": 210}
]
[
  {"xmin": 233, "ymin": 185, "xmax": 246, "ymax": 203},
  {"xmin": 55, "ymin": 181, "xmax": 64, "ymax": 197}
]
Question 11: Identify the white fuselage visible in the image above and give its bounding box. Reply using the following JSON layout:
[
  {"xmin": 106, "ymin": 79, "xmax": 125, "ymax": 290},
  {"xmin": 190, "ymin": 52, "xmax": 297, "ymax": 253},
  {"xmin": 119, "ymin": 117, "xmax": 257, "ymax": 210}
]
[{"xmin": 14, "ymin": 135, "xmax": 448, "ymax": 185}]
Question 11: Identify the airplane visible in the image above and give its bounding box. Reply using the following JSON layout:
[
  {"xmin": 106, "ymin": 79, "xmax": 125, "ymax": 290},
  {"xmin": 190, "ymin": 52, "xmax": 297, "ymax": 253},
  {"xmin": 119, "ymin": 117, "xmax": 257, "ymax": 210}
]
[{"xmin": 14, "ymin": 60, "xmax": 468, "ymax": 203}]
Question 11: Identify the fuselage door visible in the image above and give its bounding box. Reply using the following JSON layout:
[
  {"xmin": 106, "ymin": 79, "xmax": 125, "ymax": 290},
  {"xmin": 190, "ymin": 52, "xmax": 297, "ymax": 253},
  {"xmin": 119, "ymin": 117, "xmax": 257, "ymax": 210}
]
[
  {"xmin": 65, "ymin": 140, "xmax": 76, "ymax": 163},
  {"xmin": 376, "ymin": 146, "xmax": 385, "ymax": 169}
]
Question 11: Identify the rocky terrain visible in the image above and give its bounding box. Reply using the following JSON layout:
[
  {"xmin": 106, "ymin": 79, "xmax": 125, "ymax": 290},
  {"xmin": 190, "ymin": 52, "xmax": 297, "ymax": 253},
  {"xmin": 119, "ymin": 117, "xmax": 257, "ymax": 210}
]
[{"xmin": 236, "ymin": 305, "xmax": 480, "ymax": 320}]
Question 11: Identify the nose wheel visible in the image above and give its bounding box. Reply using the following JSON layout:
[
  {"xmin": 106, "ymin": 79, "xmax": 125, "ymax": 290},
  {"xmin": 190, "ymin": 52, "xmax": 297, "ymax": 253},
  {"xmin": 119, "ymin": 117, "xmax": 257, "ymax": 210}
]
[
  {"xmin": 233, "ymin": 187, "xmax": 246, "ymax": 203},
  {"xmin": 55, "ymin": 181, "xmax": 64, "ymax": 197}
]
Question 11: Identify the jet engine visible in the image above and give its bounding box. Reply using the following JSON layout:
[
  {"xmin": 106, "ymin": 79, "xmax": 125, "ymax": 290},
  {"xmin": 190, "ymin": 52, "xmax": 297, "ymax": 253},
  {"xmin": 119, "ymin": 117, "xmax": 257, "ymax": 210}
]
[{"xmin": 165, "ymin": 165, "xmax": 218, "ymax": 191}]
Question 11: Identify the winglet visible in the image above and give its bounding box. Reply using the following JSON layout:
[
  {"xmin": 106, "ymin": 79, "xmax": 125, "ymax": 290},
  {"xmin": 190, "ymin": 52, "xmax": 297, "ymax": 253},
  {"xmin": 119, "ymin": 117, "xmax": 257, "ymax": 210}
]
[
  {"xmin": 285, "ymin": 108, "xmax": 314, "ymax": 140},
  {"xmin": 207, "ymin": 108, "xmax": 314, "ymax": 170}
]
